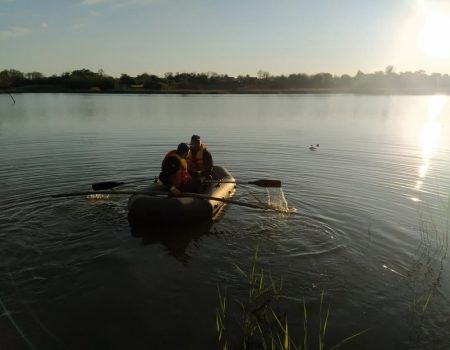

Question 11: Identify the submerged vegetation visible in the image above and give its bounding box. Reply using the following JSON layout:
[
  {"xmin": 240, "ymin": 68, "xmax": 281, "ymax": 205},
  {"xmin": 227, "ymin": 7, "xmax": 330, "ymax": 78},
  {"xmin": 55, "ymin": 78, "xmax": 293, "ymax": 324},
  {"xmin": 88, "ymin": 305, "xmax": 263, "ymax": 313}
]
[
  {"xmin": 407, "ymin": 193, "xmax": 450, "ymax": 347},
  {"xmin": 216, "ymin": 247, "xmax": 368, "ymax": 349},
  {"xmin": 1, "ymin": 67, "xmax": 450, "ymax": 94}
]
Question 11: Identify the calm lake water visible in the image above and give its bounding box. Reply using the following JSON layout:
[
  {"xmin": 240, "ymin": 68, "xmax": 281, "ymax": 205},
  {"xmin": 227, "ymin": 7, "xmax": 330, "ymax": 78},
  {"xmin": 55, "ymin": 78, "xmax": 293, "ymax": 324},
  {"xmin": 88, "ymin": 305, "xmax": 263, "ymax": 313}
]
[{"xmin": 1, "ymin": 93, "xmax": 449, "ymax": 350}]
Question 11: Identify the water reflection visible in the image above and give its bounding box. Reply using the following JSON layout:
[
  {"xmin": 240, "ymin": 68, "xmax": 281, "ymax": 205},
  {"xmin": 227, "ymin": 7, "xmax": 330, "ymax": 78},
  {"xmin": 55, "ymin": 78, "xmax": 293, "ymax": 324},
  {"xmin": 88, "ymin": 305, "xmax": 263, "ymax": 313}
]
[
  {"xmin": 133, "ymin": 221, "xmax": 214, "ymax": 264},
  {"xmin": 412, "ymin": 96, "xmax": 445, "ymax": 199}
]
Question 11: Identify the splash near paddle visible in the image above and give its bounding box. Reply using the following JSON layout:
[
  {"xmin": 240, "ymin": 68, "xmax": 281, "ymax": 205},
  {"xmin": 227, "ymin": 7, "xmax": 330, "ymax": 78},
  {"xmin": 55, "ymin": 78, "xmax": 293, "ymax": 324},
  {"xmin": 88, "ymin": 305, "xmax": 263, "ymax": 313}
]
[
  {"xmin": 245, "ymin": 186, "xmax": 296, "ymax": 213},
  {"xmin": 86, "ymin": 193, "xmax": 112, "ymax": 200},
  {"xmin": 265, "ymin": 187, "xmax": 297, "ymax": 213}
]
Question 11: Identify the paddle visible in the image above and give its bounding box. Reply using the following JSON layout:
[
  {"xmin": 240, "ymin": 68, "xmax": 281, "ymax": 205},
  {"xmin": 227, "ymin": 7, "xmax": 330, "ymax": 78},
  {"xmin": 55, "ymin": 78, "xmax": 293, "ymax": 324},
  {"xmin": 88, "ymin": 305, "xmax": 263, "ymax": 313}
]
[
  {"xmin": 92, "ymin": 177, "xmax": 155, "ymax": 191},
  {"xmin": 92, "ymin": 178, "xmax": 281, "ymax": 191},
  {"xmin": 52, "ymin": 190, "xmax": 274, "ymax": 211},
  {"xmin": 204, "ymin": 179, "xmax": 281, "ymax": 188}
]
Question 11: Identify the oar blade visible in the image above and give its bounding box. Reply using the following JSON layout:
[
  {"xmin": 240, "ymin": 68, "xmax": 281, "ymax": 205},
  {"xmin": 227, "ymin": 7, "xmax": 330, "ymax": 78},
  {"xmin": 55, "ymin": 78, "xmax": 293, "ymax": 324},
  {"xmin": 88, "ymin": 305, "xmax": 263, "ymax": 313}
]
[
  {"xmin": 92, "ymin": 181, "xmax": 124, "ymax": 191},
  {"xmin": 248, "ymin": 179, "xmax": 282, "ymax": 188}
]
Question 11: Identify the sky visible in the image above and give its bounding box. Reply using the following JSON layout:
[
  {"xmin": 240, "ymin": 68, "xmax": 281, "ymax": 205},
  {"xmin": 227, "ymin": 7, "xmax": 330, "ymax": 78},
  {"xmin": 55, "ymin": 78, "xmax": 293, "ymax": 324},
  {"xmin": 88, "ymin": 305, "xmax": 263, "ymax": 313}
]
[{"xmin": 1, "ymin": 0, "xmax": 450, "ymax": 77}]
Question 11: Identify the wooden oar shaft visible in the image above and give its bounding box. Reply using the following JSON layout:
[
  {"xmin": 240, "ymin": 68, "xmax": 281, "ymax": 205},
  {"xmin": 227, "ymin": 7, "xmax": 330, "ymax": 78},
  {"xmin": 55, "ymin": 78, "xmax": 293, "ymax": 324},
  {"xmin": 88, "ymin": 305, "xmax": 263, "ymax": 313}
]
[
  {"xmin": 183, "ymin": 192, "xmax": 268, "ymax": 210},
  {"xmin": 92, "ymin": 178, "xmax": 281, "ymax": 190},
  {"xmin": 204, "ymin": 179, "xmax": 282, "ymax": 188},
  {"xmin": 92, "ymin": 177, "xmax": 156, "ymax": 191},
  {"xmin": 52, "ymin": 190, "xmax": 271, "ymax": 210},
  {"xmin": 52, "ymin": 190, "xmax": 165, "ymax": 198}
]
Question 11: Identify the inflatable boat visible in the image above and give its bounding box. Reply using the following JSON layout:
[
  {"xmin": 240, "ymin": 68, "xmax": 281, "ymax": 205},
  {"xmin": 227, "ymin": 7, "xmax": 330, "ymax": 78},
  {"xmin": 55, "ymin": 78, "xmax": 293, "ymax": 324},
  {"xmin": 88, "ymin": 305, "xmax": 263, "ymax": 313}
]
[{"xmin": 127, "ymin": 166, "xmax": 235, "ymax": 229}]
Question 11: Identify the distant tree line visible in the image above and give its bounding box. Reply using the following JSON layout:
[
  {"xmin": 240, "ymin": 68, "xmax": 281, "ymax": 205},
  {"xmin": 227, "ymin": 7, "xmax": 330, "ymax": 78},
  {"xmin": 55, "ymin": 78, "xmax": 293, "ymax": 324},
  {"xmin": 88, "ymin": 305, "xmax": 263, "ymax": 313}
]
[{"xmin": 1, "ymin": 67, "xmax": 450, "ymax": 93}]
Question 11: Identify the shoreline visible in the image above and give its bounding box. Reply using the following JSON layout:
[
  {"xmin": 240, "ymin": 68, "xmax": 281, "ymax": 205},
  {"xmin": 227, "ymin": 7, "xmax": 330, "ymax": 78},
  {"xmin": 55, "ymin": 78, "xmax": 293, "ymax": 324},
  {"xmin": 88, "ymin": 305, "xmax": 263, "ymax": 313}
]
[{"xmin": 2, "ymin": 87, "xmax": 450, "ymax": 96}]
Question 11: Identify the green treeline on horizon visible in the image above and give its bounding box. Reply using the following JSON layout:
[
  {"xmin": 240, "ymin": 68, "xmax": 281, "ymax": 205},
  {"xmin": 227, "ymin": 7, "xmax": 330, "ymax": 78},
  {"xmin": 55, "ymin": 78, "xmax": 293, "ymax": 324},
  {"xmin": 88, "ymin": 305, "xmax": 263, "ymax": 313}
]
[{"xmin": 1, "ymin": 67, "xmax": 450, "ymax": 94}]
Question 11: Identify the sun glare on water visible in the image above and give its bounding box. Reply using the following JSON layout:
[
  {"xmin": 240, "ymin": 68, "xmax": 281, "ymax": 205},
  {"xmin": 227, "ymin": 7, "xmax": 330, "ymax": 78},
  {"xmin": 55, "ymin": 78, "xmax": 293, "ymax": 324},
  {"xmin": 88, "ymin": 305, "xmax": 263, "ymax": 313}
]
[
  {"xmin": 418, "ymin": 10, "xmax": 450, "ymax": 59},
  {"xmin": 411, "ymin": 95, "xmax": 445, "ymax": 201}
]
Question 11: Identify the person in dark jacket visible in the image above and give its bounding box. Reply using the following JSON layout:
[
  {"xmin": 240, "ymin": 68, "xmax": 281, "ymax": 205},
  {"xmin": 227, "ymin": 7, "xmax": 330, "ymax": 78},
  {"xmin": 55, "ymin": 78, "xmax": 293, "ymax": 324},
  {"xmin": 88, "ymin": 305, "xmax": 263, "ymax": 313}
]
[
  {"xmin": 159, "ymin": 143, "xmax": 200, "ymax": 195},
  {"xmin": 187, "ymin": 134, "xmax": 213, "ymax": 178}
]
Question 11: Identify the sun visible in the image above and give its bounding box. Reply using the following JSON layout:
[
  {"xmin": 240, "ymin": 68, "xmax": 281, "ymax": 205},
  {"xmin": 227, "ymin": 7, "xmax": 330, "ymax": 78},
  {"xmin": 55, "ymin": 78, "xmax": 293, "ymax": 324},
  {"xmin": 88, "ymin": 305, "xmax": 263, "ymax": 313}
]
[{"xmin": 418, "ymin": 10, "xmax": 450, "ymax": 59}]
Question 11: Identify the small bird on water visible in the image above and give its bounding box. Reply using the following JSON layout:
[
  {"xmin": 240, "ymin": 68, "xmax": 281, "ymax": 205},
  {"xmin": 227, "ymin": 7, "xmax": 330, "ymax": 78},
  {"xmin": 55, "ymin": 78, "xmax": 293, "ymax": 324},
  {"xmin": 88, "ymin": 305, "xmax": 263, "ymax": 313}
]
[{"xmin": 309, "ymin": 144, "xmax": 319, "ymax": 151}]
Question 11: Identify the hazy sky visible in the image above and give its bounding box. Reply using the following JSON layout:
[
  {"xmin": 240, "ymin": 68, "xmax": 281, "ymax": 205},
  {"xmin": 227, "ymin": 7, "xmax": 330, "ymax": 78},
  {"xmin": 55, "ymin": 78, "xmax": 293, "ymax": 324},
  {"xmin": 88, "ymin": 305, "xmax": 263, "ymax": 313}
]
[{"xmin": 1, "ymin": 0, "xmax": 450, "ymax": 77}]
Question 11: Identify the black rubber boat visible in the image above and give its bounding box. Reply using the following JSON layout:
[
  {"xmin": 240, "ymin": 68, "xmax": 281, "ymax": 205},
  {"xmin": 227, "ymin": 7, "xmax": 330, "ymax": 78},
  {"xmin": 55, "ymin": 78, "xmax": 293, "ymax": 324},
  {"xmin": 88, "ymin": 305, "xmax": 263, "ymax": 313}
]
[{"xmin": 127, "ymin": 166, "xmax": 235, "ymax": 229}]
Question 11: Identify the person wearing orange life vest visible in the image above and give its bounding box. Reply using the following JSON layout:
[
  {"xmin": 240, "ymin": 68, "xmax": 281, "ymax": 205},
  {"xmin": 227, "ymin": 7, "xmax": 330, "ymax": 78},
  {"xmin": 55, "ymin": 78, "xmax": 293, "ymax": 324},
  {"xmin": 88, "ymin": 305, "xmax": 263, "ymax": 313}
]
[
  {"xmin": 159, "ymin": 143, "xmax": 201, "ymax": 196},
  {"xmin": 187, "ymin": 134, "xmax": 213, "ymax": 178}
]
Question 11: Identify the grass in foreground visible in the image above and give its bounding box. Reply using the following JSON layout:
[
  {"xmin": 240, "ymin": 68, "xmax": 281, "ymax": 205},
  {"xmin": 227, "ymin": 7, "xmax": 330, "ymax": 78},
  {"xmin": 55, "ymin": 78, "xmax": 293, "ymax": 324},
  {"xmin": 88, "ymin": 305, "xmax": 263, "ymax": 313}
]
[{"xmin": 216, "ymin": 247, "xmax": 369, "ymax": 350}]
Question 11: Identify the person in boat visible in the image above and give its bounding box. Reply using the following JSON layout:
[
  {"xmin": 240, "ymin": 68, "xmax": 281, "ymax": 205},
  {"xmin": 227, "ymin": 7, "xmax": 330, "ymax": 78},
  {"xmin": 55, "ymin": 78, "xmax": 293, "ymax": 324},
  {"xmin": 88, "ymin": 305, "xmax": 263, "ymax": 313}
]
[
  {"xmin": 187, "ymin": 134, "xmax": 213, "ymax": 179},
  {"xmin": 159, "ymin": 142, "xmax": 201, "ymax": 196}
]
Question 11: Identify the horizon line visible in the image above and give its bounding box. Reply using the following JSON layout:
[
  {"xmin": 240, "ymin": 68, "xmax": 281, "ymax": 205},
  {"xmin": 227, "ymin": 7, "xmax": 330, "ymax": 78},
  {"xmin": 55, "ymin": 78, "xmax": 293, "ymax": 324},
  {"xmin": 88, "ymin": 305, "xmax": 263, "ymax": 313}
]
[{"xmin": 2, "ymin": 67, "xmax": 450, "ymax": 79}]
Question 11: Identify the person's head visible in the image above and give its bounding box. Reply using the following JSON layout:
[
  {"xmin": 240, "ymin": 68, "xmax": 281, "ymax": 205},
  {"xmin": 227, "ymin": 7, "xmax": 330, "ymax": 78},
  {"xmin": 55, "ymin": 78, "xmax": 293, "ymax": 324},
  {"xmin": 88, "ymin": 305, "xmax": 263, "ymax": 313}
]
[
  {"xmin": 177, "ymin": 142, "xmax": 190, "ymax": 158},
  {"xmin": 190, "ymin": 134, "xmax": 201, "ymax": 151}
]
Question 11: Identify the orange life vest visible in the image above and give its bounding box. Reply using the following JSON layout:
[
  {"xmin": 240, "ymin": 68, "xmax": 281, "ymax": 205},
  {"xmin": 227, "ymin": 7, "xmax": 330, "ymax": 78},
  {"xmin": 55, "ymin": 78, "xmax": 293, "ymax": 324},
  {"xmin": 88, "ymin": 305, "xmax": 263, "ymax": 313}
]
[
  {"xmin": 162, "ymin": 150, "xmax": 191, "ymax": 188},
  {"xmin": 187, "ymin": 144, "xmax": 206, "ymax": 172}
]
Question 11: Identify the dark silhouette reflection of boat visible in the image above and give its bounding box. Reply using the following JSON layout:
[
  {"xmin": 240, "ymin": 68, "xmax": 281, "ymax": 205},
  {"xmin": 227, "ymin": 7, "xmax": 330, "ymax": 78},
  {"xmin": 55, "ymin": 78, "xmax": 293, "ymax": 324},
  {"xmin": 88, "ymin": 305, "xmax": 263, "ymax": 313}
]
[{"xmin": 130, "ymin": 220, "xmax": 214, "ymax": 263}]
